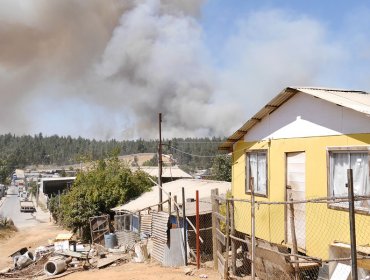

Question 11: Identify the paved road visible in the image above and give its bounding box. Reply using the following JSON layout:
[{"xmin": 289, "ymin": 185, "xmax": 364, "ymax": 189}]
[{"xmin": 0, "ymin": 186, "xmax": 50, "ymax": 229}]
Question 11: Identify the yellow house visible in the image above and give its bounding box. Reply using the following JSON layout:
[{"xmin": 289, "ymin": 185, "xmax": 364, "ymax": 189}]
[{"xmin": 220, "ymin": 87, "xmax": 370, "ymax": 261}]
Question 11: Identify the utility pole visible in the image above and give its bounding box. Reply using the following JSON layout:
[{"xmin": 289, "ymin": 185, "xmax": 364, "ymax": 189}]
[{"xmin": 158, "ymin": 113, "xmax": 163, "ymax": 211}]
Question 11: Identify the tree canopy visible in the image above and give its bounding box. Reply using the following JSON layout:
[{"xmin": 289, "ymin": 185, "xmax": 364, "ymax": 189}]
[{"xmin": 50, "ymin": 155, "xmax": 153, "ymax": 240}]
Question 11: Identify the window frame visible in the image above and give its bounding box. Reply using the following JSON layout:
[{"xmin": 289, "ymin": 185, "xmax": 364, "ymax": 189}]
[
  {"xmin": 327, "ymin": 146, "xmax": 370, "ymax": 214},
  {"xmin": 245, "ymin": 149, "xmax": 268, "ymax": 197}
]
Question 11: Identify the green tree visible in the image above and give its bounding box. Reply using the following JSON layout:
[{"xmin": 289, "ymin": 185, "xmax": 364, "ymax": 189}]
[
  {"xmin": 211, "ymin": 155, "xmax": 232, "ymax": 182},
  {"xmin": 58, "ymin": 155, "xmax": 153, "ymax": 241}
]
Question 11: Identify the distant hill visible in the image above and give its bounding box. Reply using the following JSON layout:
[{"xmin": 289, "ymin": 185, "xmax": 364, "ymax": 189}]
[{"xmin": 0, "ymin": 134, "xmax": 225, "ymax": 182}]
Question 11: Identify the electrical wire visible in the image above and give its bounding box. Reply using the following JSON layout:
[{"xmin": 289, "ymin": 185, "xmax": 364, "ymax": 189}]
[{"xmin": 167, "ymin": 145, "xmax": 229, "ymax": 158}]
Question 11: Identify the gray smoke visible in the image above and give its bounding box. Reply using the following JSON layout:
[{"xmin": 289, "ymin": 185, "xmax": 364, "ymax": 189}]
[
  {"xmin": 0, "ymin": 0, "xmax": 236, "ymax": 139},
  {"xmin": 0, "ymin": 2, "xmax": 358, "ymax": 139}
]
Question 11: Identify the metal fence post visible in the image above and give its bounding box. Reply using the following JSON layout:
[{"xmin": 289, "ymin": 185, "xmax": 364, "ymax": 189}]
[
  {"xmin": 250, "ymin": 177, "xmax": 256, "ymax": 280},
  {"xmin": 196, "ymin": 190, "xmax": 200, "ymax": 269},
  {"xmin": 182, "ymin": 187, "xmax": 188, "ymax": 266},
  {"xmin": 347, "ymin": 169, "xmax": 358, "ymax": 280}
]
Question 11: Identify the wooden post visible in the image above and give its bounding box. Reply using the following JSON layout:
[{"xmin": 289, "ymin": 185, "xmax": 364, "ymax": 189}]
[
  {"xmin": 174, "ymin": 195, "xmax": 180, "ymax": 227},
  {"xmin": 158, "ymin": 113, "xmax": 163, "ymax": 211},
  {"xmin": 168, "ymin": 192, "xmax": 172, "ymax": 216},
  {"xmin": 212, "ymin": 188, "xmax": 219, "ymax": 270},
  {"xmin": 196, "ymin": 190, "xmax": 200, "ymax": 269},
  {"xmin": 250, "ymin": 178, "xmax": 256, "ymax": 280},
  {"xmin": 224, "ymin": 199, "xmax": 230, "ymax": 279},
  {"xmin": 138, "ymin": 211, "xmax": 141, "ymax": 236},
  {"xmin": 230, "ymin": 197, "xmax": 236, "ymax": 276},
  {"xmin": 347, "ymin": 169, "xmax": 358, "ymax": 280},
  {"xmin": 288, "ymin": 194, "xmax": 300, "ymax": 280},
  {"xmin": 182, "ymin": 187, "xmax": 188, "ymax": 266}
]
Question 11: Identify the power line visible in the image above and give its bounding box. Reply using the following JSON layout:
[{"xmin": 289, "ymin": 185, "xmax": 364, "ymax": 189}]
[{"xmin": 167, "ymin": 146, "xmax": 229, "ymax": 158}]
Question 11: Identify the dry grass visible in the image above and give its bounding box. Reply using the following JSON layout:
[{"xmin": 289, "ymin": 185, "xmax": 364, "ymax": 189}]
[{"xmin": 0, "ymin": 216, "xmax": 18, "ymax": 240}]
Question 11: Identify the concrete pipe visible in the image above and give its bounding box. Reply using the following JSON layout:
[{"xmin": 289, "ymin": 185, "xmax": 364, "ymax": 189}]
[
  {"xmin": 16, "ymin": 251, "xmax": 34, "ymax": 269},
  {"xmin": 44, "ymin": 259, "xmax": 67, "ymax": 276}
]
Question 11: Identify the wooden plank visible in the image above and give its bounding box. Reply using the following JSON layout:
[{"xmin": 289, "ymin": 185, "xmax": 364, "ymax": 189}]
[
  {"xmin": 212, "ymin": 189, "xmax": 219, "ymax": 271},
  {"xmin": 224, "ymin": 200, "xmax": 230, "ymax": 279},
  {"xmin": 216, "ymin": 228, "xmax": 226, "ymax": 246},
  {"xmin": 217, "ymin": 250, "xmax": 225, "ymax": 263},
  {"xmin": 97, "ymin": 255, "xmax": 128, "ymax": 269},
  {"xmin": 214, "ymin": 211, "xmax": 226, "ymax": 222},
  {"xmin": 218, "ymin": 258, "xmax": 225, "ymax": 278}
]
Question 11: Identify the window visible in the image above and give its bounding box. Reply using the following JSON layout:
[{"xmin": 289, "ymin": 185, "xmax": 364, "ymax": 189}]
[
  {"xmin": 329, "ymin": 149, "xmax": 370, "ymax": 211},
  {"xmin": 246, "ymin": 151, "xmax": 267, "ymax": 196}
]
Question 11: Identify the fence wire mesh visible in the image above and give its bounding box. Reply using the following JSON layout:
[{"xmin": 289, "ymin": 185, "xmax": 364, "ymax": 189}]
[{"xmin": 221, "ymin": 196, "xmax": 370, "ymax": 280}]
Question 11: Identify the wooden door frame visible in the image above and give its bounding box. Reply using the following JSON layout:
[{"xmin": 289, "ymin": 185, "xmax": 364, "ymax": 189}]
[{"xmin": 284, "ymin": 151, "xmax": 305, "ymax": 245}]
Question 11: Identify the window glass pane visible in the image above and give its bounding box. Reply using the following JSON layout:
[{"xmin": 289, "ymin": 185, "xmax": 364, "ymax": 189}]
[
  {"xmin": 350, "ymin": 153, "xmax": 369, "ymax": 195},
  {"xmin": 248, "ymin": 153, "xmax": 257, "ymax": 191},
  {"xmin": 330, "ymin": 151, "xmax": 370, "ymax": 210},
  {"xmin": 332, "ymin": 153, "xmax": 349, "ymax": 197},
  {"xmin": 257, "ymin": 153, "xmax": 267, "ymax": 194}
]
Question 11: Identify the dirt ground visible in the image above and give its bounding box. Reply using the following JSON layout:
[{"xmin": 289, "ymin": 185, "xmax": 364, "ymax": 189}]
[
  {"xmin": 0, "ymin": 222, "xmax": 68, "ymax": 268},
  {"xmin": 0, "ymin": 223, "xmax": 221, "ymax": 279}
]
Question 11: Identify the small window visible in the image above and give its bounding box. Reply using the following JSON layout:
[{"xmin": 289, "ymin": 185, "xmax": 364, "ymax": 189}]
[
  {"xmin": 246, "ymin": 151, "xmax": 268, "ymax": 196},
  {"xmin": 329, "ymin": 149, "xmax": 370, "ymax": 211}
]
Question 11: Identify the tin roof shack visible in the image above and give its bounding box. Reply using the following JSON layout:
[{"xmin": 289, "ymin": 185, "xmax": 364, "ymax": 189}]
[
  {"xmin": 221, "ymin": 87, "xmax": 370, "ymax": 276},
  {"xmin": 112, "ymin": 179, "xmax": 230, "ymax": 264},
  {"xmin": 131, "ymin": 166, "xmax": 192, "ymax": 183}
]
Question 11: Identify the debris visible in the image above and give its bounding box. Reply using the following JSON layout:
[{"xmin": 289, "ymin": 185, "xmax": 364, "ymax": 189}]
[
  {"xmin": 55, "ymin": 249, "xmax": 89, "ymax": 259},
  {"xmin": 9, "ymin": 247, "xmax": 28, "ymax": 259},
  {"xmin": 55, "ymin": 233, "xmax": 74, "ymax": 241},
  {"xmin": 199, "ymin": 274, "xmax": 208, "ymax": 278},
  {"xmin": 15, "ymin": 251, "xmax": 34, "ymax": 269},
  {"xmin": 34, "ymin": 245, "xmax": 54, "ymax": 260},
  {"xmin": 132, "ymin": 244, "xmax": 148, "ymax": 263},
  {"xmin": 97, "ymin": 255, "xmax": 128, "ymax": 269},
  {"xmin": 0, "ymin": 267, "xmax": 11, "ymax": 274},
  {"xmin": 184, "ymin": 267, "xmax": 195, "ymax": 276},
  {"xmin": 44, "ymin": 259, "xmax": 68, "ymax": 276}
]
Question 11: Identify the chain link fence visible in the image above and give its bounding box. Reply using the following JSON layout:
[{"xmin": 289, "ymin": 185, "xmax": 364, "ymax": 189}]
[{"xmin": 216, "ymin": 195, "xmax": 370, "ymax": 279}]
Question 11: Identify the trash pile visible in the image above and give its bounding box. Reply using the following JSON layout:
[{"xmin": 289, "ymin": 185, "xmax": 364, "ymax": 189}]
[{"xmin": 0, "ymin": 232, "xmax": 149, "ymax": 279}]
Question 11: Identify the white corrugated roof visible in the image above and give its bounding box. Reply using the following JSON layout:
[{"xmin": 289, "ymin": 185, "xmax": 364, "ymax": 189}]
[
  {"xmin": 219, "ymin": 87, "xmax": 370, "ymax": 151},
  {"xmin": 41, "ymin": 177, "xmax": 76, "ymax": 182},
  {"xmin": 112, "ymin": 179, "xmax": 230, "ymax": 212},
  {"xmin": 132, "ymin": 166, "xmax": 192, "ymax": 179}
]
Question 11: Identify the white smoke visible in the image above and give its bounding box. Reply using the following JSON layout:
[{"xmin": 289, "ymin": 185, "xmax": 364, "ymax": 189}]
[{"xmin": 0, "ymin": 1, "xmax": 365, "ymax": 139}]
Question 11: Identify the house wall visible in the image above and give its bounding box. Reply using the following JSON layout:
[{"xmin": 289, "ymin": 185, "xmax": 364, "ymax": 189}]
[
  {"xmin": 245, "ymin": 93, "xmax": 370, "ymax": 142},
  {"xmin": 233, "ymin": 133, "xmax": 370, "ymax": 259}
]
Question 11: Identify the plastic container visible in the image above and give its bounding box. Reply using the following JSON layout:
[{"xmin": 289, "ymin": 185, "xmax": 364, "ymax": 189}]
[{"xmin": 104, "ymin": 233, "xmax": 118, "ymax": 249}]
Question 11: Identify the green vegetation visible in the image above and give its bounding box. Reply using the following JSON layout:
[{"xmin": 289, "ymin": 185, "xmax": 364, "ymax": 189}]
[
  {"xmin": 0, "ymin": 134, "xmax": 227, "ymax": 183},
  {"xmin": 49, "ymin": 155, "xmax": 153, "ymax": 241},
  {"xmin": 210, "ymin": 154, "xmax": 232, "ymax": 182}
]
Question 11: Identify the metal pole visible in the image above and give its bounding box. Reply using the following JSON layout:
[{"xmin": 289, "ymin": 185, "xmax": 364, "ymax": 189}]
[
  {"xmin": 168, "ymin": 192, "xmax": 172, "ymax": 216},
  {"xmin": 196, "ymin": 190, "xmax": 200, "ymax": 269},
  {"xmin": 347, "ymin": 169, "xmax": 358, "ymax": 280},
  {"xmin": 182, "ymin": 187, "xmax": 188, "ymax": 266},
  {"xmin": 250, "ymin": 177, "xmax": 256, "ymax": 280},
  {"xmin": 289, "ymin": 194, "xmax": 300, "ymax": 280},
  {"xmin": 158, "ymin": 113, "xmax": 163, "ymax": 211}
]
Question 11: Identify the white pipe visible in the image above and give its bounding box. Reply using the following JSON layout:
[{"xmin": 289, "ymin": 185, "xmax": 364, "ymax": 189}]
[{"xmin": 44, "ymin": 259, "xmax": 67, "ymax": 276}]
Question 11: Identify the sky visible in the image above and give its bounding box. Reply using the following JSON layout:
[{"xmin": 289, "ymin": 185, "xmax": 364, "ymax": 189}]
[{"xmin": 1, "ymin": 0, "xmax": 370, "ymax": 140}]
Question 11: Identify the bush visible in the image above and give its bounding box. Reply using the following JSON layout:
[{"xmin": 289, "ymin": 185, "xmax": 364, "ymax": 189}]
[{"xmin": 57, "ymin": 156, "xmax": 153, "ymax": 241}]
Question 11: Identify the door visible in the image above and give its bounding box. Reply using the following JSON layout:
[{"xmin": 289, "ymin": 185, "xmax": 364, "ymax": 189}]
[{"xmin": 286, "ymin": 152, "xmax": 306, "ymax": 250}]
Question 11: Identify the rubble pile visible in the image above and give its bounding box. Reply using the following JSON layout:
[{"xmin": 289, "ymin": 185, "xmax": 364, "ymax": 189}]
[{"xmin": 0, "ymin": 232, "xmax": 150, "ymax": 279}]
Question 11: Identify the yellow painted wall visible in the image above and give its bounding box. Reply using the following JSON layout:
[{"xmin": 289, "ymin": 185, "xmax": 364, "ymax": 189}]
[{"xmin": 232, "ymin": 133, "xmax": 370, "ymax": 259}]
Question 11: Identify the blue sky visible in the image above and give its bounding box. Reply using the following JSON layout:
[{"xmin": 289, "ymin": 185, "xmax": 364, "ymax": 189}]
[{"xmin": 1, "ymin": 0, "xmax": 370, "ymax": 140}]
